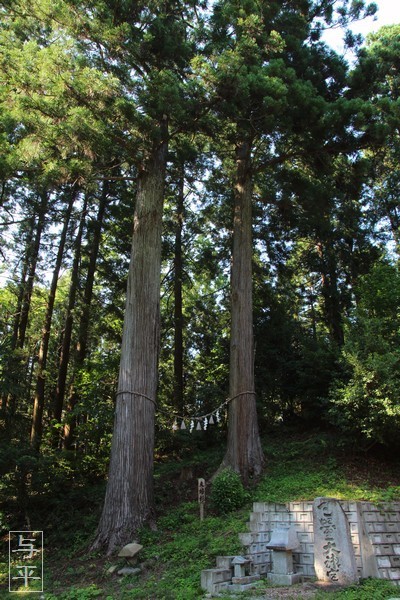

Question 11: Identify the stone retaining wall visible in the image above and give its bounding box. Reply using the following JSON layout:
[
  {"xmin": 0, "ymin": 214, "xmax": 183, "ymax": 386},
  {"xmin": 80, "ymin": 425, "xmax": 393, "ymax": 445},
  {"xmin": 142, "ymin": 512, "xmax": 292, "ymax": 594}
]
[{"xmin": 201, "ymin": 499, "xmax": 400, "ymax": 595}]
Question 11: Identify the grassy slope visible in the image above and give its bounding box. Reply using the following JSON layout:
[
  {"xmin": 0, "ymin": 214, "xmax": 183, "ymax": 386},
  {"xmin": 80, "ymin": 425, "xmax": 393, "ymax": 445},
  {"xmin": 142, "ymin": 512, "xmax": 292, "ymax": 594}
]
[{"xmin": 1, "ymin": 426, "xmax": 400, "ymax": 599}]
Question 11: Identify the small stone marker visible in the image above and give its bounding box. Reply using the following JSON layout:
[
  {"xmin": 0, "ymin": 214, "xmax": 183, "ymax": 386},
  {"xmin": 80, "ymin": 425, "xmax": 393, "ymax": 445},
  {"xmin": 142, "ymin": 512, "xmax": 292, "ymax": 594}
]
[
  {"xmin": 198, "ymin": 478, "xmax": 206, "ymax": 521},
  {"xmin": 118, "ymin": 542, "xmax": 143, "ymax": 565},
  {"xmin": 313, "ymin": 497, "xmax": 358, "ymax": 585},
  {"xmin": 232, "ymin": 556, "xmax": 251, "ymax": 578}
]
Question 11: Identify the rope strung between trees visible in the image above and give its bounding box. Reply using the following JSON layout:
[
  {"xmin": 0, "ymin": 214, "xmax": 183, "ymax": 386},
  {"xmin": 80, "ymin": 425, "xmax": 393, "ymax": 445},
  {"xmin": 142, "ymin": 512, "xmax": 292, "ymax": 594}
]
[
  {"xmin": 115, "ymin": 390, "xmax": 158, "ymax": 408},
  {"xmin": 115, "ymin": 389, "xmax": 256, "ymax": 432}
]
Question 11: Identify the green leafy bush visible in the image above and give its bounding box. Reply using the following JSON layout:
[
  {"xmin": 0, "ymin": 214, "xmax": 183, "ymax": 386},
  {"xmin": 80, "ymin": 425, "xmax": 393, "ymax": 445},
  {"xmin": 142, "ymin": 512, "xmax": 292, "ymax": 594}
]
[
  {"xmin": 328, "ymin": 262, "xmax": 400, "ymax": 448},
  {"xmin": 210, "ymin": 467, "xmax": 250, "ymax": 514}
]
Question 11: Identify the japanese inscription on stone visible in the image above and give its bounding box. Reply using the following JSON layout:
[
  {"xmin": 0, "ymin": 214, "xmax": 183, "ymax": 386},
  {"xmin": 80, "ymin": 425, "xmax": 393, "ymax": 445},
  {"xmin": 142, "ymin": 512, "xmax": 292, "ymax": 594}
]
[{"xmin": 313, "ymin": 497, "xmax": 358, "ymax": 585}]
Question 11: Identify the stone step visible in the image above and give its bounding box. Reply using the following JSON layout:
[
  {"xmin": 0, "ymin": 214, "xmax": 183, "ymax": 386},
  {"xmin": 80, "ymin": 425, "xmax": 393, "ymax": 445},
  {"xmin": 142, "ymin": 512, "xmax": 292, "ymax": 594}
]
[
  {"xmin": 232, "ymin": 574, "xmax": 260, "ymax": 585},
  {"xmin": 200, "ymin": 568, "xmax": 232, "ymax": 593}
]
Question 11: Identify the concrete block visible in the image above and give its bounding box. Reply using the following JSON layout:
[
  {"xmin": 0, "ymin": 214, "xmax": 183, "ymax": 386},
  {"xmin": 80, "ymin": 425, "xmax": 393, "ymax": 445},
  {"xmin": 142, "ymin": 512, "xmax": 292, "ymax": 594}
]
[
  {"xmin": 213, "ymin": 582, "xmax": 230, "ymax": 593},
  {"xmin": 201, "ymin": 568, "xmax": 232, "ymax": 592},
  {"xmin": 303, "ymin": 564, "xmax": 316, "ymax": 577},
  {"xmin": 253, "ymin": 502, "xmax": 269, "ymax": 512},
  {"xmin": 383, "ymin": 534, "xmax": 397, "ymax": 543},
  {"xmin": 391, "ymin": 557, "xmax": 400, "ymax": 568},
  {"xmin": 362, "ymin": 502, "xmax": 378, "ymax": 512},
  {"xmin": 232, "ymin": 574, "xmax": 260, "ymax": 585},
  {"xmin": 385, "ymin": 513, "xmax": 399, "ymax": 521},
  {"xmin": 371, "ymin": 534, "xmax": 383, "ymax": 544},
  {"xmin": 375, "ymin": 544, "xmax": 394, "ymax": 555},
  {"xmin": 379, "ymin": 568, "xmax": 390, "ymax": 579},
  {"xmin": 252, "ymin": 553, "xmax": 269, "ymax": 565},
  {"xmin": 292, "ymin": 522, "xmax": 306, "ymax": 533},
  {"xmin": 257, "ymin": 563, "xmax": 269, "ymax": 574},
  {"xmin": 364, "ymin": 512, "xmax": 379, "ymax": 522},
  {"xmin": 389, "ymin": 569, "xmax": 400, "ymax": 580},
  {"xmin": 378, "ymin": 557, "xmax": 392, "ymax": 568},
  {"xmin": 300, "ymin": 512, "xmax": 312, "ymax": 522},
  {"xmin": 346, "ymin": 511, "xmax": 358, "ymax": 523},
  {"xmin": 393, "ymin": 545, "xmax": 400, "ymax": 555},
  {"xmin": 271, "ymin": 512, "xmax": 290, "ymax": 522},
  {"xmin": 239, "ymin": 532, "xmax": 252, "ymax": 546},
  {"xmin": 216, "ymin": 556, "xmax": 234, "ymax": 569},
  {"xmin": 249, "ymin": 512, "xmax": 264, "ymax": 524},
  {"xmin": 247, "ymin": 521, "xmax": 266, "ymax": 533},
  {"xmin": 268, "ymin": 572, "xmax": 301, "ymax": 585}
]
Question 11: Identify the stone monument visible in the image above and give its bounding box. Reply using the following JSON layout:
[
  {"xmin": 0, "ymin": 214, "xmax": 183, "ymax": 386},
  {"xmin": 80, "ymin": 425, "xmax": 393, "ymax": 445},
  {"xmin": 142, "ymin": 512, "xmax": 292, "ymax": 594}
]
[{"xmin": 313, "ymin": 497, "xmax": 358, "ymax": 585}]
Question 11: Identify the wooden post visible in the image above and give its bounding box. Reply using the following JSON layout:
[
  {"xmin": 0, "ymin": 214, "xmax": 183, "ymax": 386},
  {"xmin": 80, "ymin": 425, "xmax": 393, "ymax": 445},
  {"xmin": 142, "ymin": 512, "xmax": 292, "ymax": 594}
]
[{"xmin": 198, "ymin": 478, "xmax": 206, "ymax": 521}]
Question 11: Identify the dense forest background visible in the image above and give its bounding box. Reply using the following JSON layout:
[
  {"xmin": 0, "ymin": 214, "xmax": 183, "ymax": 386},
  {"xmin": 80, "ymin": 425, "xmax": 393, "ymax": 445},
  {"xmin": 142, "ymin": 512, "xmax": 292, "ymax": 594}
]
[{"xmin": 0, "ymin": 0, "xmax": 400, "ymax": 553}]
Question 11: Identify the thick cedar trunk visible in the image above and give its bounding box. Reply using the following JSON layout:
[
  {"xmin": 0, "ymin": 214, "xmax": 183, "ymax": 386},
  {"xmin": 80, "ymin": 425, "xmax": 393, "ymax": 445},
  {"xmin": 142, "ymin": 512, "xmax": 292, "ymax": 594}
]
[
  {"xmin": 91, "ymin": 124, "xmax": 167, "ymax": 554},
  {"xmin": 52, "ymin": 194, "xmax": 87, "ymax": 444},
  {"xmin": 173, "ymin": 164, "xmax": 184, "ymax": 413},
  {"xmin": 31, "ymin": 191, "xmax": 75, "ymax": 451},
  {"xmin": 64, "ymin": 181, "xmax": 109, "ymax": 449},
  {"xmin": 219, "ymin": 141, "xmax": 264, "ymax": 485}
]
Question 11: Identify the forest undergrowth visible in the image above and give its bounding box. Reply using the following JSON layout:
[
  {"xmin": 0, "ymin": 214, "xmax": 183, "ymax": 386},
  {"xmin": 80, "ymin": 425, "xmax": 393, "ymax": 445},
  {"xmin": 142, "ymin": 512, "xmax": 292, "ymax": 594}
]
[{"xmin": 1, "ymin": 426, "xmax": 400, "ymax": 599}]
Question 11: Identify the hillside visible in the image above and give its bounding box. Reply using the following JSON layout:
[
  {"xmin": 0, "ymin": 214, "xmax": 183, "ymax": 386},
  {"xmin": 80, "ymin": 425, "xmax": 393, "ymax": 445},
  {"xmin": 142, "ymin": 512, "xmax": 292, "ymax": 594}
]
[{"xmin": 1, "ymin": 426, "xmax": 400, "ymax": 599}]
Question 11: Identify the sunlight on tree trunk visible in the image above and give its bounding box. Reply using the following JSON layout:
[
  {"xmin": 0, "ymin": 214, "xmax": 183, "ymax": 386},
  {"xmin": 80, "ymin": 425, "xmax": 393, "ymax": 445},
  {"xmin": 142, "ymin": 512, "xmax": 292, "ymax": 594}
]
[
  {"xmin": 219, "ymin": 141, "xmax": 264, "ymax": 485},
  {"xmin": 91, "ymin": 123, "xmax": 168, "ymax": 554}
]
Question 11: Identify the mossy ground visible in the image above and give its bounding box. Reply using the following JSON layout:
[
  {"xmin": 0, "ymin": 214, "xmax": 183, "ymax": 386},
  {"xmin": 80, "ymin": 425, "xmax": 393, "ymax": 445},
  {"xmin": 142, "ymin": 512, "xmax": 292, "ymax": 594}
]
[{"xmin": 1, "ymin": 426, "xmax": 400, "ymax": 599}]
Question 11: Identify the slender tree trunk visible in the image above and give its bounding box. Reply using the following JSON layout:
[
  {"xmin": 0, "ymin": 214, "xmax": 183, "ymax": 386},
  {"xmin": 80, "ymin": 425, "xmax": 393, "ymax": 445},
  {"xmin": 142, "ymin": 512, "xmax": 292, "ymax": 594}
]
[
  {"xmin": 52, "ymin": 193, "xmax": 87, "ymax": 445},
  {"xmin": 11, "ymin": 219, "xmax": 34, "ymax": 350},
  {"xmin": 31, "ymin": 191, "xmax": 75, "ymax": 451},
  {"xmin": 173, "ymin": 163, "xmax": 184, "ymax": 413},
  {"xmin": 219, "ymin": 141, "xmax": 264, "ymax": 485},
  {"xmin": 2, "ymin": 219, "xmax": 33, "ymax": 414},
  {"xmin": 4, "ymin": 194, "xmax": 47, "ymax": 416},
  {"xmin": 91, "ymin": 122, "xmax": 168, "ymax": 555},
  {"xmin": 64, "ymin": 181, "xmax": 109, "ymax": 449},
  {"xmin": 18, "ymin": 192, "xmax": 48, "ymax": 349},
  {"xmin": 316, "ymin": 240, "xmax": 344, "ymax": 347}
]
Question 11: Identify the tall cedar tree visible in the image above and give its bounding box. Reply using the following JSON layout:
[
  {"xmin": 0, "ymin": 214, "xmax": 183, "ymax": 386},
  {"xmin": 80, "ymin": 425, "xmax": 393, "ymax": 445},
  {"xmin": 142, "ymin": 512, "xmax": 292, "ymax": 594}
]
[
  {"xmin": 81, "ymin": 1, "xmax": 200, "ymax": 552},
  {"xmin": 204, "ymin": 0, "xmax": 376, "ymax": 481}
]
